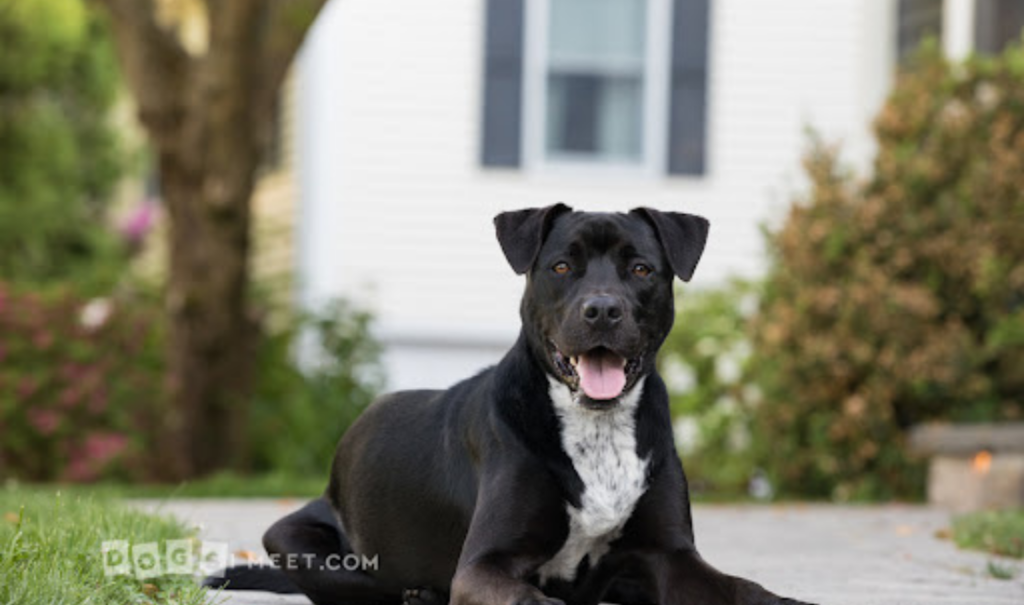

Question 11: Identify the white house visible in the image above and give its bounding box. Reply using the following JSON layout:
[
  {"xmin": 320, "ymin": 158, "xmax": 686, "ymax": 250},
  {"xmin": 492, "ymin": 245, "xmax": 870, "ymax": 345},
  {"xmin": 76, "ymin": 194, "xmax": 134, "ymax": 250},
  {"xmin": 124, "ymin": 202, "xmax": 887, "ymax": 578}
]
[{"xmin": 289, "ymin": 0, "xmax": 1024, "ymax": 390}]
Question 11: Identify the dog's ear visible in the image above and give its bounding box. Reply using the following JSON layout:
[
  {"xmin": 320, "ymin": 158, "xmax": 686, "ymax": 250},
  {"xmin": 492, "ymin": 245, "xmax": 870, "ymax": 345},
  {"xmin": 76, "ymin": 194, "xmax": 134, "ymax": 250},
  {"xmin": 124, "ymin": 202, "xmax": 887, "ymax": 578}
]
[
  {"xmin": 494, "ymin": 203, "xmax": 572, "ymax": 275},
  {"xmin": 630, "ymin": 207, "xmax": 710, "ymax": 282}
]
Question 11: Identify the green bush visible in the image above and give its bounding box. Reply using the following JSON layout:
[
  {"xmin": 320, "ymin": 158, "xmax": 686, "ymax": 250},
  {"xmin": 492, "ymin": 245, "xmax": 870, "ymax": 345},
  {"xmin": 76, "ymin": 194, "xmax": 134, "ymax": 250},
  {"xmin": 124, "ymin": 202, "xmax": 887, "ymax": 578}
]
[
  {"xmin": 248, "ymin": 299, "xmax": 385, "ymax": 477},
  {"xmin": 660, "ymin": 281, "xmax": 760, "ymax": 497},
  {"xmin": 751, "ymin": 42, "xmax": 1024, "ymax": 501},
  {"xmin": 0, "ymin": 1, "xmax": 149, "ymax": 482},
  {"xmin": 0, "ymin": 0, "xmax": 125, "ymax": 291},
  {"xmin": 0, "ymin": 283, "xmax": 165, "ymax": 482},
  {"xmin": 0, "ymin": 285, "xmax": 383, "ymax": 483}
]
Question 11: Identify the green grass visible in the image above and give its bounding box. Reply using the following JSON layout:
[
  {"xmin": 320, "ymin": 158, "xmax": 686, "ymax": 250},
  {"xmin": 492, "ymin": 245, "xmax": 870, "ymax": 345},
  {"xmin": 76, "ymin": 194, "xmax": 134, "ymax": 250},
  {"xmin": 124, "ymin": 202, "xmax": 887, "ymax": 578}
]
[
  {"xmin": 113, "ymin": 471, "xmax": 325, "ymax": 499},
  {"xmin": 0, "ymin": 486, "xmax": 211, "ymax": 605},
  {"xmin": 952, "ymin": 509, "xmax": 1024, "ymax": 559},
  {"xmin": 12, "ymin": 471, "xmax": 325, "ymax": 501}
]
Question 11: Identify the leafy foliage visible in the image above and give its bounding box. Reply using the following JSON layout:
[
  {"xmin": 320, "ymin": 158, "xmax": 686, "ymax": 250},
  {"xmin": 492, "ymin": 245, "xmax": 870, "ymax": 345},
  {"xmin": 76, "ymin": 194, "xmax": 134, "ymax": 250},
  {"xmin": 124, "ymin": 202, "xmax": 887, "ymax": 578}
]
[
  {"xmin": 953, "ymin": 509, "xmax": 1024, "ymax": 560},
  {"xmin": 0, "ymin": 0, "xmax": 125, "ymax": 290},
  {"xmin": 751, "ymin": 42, "xmax": 1024, "ymax": 500},
  {"xmin": 0, "ymin": 284, "xmax": 384, "ymax": 483},
  {"xmin": 0, "ymin": 283, "xmax": 164, "ymax": 482},
  {"xmin": 248, "ymin": 299, "xmax": 385, "ymax": 477},
  {"xmin": 660, "ymin": 281, "xmax": 760, "ymax": 497}
]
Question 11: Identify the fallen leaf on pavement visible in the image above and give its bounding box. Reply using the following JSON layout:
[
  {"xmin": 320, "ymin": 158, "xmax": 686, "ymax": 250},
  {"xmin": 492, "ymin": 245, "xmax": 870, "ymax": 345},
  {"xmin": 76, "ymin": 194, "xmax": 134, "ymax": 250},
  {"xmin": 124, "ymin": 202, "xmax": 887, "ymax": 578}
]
[{"xmin": 234, "ymin": 549, "xmax": 259, "ymax": 561}]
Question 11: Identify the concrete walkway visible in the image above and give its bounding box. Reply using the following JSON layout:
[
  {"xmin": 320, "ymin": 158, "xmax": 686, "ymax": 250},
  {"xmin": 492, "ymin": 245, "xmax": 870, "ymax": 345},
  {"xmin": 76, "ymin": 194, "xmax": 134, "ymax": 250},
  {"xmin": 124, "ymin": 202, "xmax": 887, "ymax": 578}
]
[{"xmin": 135, "ymin": 499, "xmax": 1023, "ymax": 605}]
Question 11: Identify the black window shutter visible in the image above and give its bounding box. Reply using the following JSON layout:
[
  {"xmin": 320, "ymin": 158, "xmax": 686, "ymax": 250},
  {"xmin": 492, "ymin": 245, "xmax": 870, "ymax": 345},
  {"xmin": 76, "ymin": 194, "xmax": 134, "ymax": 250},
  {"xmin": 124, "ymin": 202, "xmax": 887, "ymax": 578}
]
[
  {"xmin": 481, "ymin": 0, "xmax": 525, "ymax": 167},
  {"xmin": 666, "ymin": 0, "xmax": 710, "ymax": 176},
  {"xmin": 975, "ymin": 0, "xmax": 1024, "ymax": 55}
]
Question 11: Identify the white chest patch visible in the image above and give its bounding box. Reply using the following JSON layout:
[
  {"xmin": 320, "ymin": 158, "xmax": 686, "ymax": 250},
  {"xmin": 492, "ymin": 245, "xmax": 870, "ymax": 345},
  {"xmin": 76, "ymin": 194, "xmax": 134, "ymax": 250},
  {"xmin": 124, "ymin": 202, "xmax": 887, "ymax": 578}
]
[{"xmin": 538, "ymin": 377, "xmax": 649, "ymax": 584}]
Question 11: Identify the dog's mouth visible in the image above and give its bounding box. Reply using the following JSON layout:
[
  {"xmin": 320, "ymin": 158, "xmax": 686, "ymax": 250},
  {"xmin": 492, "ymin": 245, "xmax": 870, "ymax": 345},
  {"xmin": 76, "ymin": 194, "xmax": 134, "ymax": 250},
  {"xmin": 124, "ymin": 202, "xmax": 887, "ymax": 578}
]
[{"xmin": 551, "ymin": 344, "xmax": 643, "ymax": 406}]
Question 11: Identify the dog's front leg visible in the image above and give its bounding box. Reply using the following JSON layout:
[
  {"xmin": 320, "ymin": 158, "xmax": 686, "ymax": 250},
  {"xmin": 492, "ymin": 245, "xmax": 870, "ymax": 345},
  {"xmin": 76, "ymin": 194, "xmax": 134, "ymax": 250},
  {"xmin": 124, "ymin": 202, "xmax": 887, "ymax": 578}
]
[
  {"xmin": 622, "ymin": 462, "xmax": 817, "ymax": 605},
  {"xmin": 451, "ymin": 558, "xmax": 561, "ymax": 605},
  {"xmin": 644, "ymin": 548, "xmax": 809, "ymax": 605},
  {"xmin": 450, "ymin": 462, "xmax": 568, "ymax": 605}
]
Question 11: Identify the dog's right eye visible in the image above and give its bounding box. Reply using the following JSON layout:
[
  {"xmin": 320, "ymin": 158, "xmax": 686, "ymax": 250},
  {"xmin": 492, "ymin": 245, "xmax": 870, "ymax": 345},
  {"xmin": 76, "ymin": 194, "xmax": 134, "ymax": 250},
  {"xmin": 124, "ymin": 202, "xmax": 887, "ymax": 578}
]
[{"xmin": 552, "ymin": 262, "xmax": 571, "ymax": 275}]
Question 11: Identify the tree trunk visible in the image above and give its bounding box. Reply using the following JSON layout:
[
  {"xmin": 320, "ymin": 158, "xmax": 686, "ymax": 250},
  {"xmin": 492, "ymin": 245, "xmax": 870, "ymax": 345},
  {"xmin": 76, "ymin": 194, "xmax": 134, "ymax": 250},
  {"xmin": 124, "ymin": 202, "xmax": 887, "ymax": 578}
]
[
  {"xmin": 160, "ymin": 150, "xmax": 260, "ymax": 478},
  {"xmin": 159, "ymin": 37, "xmax": 270, "ymax": 478},
  {"xmin": 92, "ymin": 0, "xmax": 330, "ymax": 479}
]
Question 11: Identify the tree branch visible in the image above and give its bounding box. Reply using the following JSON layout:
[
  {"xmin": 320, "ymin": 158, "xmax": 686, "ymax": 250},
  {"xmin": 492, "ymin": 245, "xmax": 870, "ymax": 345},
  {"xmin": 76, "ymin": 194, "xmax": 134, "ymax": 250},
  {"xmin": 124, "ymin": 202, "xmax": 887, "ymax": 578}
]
[
  {"xmin": 203, "ymin": 0, "xmax": 267, "ymax": 100},
  {"xmin": 90, "ymin": 0, "xmax": 193, "ymax": 147},
  {"xmin": 259, "ymin": 0, "xmax": 330, "ymax": 104}
]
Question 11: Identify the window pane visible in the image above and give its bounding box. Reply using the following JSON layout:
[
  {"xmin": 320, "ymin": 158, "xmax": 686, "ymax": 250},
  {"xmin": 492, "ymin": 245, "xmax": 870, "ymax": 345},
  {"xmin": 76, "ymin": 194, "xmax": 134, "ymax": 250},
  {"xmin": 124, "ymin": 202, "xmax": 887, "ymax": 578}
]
[
  {"xmin": 549, "ymin": 0, "xmax": 646, "ymax": 66},
  {"xmin": 546, "ymin": 74, "xmax": 643, "ymax": 161},
  {"xmin": 897, "ymin": 0, "xmax": 943, "ymax": 62},
  {"xmin": 976, "ymin": 0, "xmax": 1024, "ymax": 55},
  {"xmin": 545, "ymin": 0, "xmax": 646, "ymax": 163}
]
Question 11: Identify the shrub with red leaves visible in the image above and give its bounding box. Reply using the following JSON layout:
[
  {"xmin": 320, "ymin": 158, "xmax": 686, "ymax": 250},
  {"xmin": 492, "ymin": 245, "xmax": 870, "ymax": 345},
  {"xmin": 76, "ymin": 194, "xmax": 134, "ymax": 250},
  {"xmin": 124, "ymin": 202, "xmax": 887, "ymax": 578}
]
[{"xmin": 0, "ymin": 282, "xmax": 166, "ymax": 482}]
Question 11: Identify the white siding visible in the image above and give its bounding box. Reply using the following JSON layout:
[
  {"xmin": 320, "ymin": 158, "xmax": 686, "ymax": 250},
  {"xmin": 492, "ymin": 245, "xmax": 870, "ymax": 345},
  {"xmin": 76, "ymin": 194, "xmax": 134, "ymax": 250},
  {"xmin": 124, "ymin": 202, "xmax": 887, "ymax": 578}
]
[{"xmin": 297, "ymin": 0, "xmax": 897, "ymax": 390}]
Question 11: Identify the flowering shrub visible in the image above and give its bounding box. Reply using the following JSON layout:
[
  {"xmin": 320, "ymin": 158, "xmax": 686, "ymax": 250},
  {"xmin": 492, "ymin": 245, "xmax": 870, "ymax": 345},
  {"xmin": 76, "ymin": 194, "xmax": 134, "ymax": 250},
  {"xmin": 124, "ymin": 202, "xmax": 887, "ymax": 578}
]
[
  {"xmin": 0, "ymin": 282, "xmax": 383, "ymax": 482},
  {"xmin": 0, "ymin": 282, "xmax": 164, "ymax": 481},
  {"xmin": 751, "ymin": 42, "xmax": 1024, "ymax": 501}
]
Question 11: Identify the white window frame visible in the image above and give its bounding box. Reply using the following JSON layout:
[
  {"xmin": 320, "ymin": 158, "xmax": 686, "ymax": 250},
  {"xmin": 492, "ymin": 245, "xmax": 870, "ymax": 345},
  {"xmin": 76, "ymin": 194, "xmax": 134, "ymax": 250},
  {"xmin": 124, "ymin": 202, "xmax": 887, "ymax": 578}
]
[{"xmin": 521, "ymin": 0, "xmax": 673, "ymax": 178}]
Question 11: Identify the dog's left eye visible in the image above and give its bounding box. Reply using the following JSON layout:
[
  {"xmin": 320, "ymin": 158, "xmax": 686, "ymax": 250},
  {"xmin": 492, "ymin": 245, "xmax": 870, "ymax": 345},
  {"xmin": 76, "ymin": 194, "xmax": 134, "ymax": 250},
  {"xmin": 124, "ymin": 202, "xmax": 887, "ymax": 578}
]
[{"xmin": 632, "ymin": 263, "xmax": 653, "ymax": 277}]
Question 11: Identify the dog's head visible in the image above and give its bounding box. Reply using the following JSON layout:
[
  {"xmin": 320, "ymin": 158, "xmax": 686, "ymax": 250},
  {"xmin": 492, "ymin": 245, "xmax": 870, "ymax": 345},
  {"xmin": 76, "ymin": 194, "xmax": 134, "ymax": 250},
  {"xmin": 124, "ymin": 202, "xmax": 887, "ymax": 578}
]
[{"xmin": 495, "ymin": 204, "xmax": 709, "ymax": 409}]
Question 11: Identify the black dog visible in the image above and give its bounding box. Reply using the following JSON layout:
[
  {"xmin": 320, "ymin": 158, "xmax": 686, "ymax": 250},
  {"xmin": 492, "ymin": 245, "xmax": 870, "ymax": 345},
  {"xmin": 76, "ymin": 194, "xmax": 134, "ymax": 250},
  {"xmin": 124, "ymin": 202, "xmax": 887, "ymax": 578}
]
[{"xmin": 208, "ymin": 205, "xmax": 813, "ymax": 605}]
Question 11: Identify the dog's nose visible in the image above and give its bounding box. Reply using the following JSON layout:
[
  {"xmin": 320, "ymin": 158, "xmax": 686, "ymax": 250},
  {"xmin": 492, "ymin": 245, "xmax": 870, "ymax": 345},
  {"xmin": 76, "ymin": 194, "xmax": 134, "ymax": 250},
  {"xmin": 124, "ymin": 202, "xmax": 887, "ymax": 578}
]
[{"xmin": 582, "ymin": 295, "xmax": 624, "ymax": 328}]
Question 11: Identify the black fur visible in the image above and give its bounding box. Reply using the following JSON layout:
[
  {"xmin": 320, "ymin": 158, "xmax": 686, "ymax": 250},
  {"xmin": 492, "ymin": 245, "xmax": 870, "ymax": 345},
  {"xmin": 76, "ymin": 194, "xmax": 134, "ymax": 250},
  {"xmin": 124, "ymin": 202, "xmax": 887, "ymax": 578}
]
[{"xmin": 203, "ymin": 565, "xmax": 300, "ymax": 593}]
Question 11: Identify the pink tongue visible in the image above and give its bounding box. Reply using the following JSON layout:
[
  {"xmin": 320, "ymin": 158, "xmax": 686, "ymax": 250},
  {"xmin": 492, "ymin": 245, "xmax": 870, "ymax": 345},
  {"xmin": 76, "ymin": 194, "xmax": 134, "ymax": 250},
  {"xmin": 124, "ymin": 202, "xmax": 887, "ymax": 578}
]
[{"xmin": 577, "ymin": 351, "xmax": 627, "ymax": 400}]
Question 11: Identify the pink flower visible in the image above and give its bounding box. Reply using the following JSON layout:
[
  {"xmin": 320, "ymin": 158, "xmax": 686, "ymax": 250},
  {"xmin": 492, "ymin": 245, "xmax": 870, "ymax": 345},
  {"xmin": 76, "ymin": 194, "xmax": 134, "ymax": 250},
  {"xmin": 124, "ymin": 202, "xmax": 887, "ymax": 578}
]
[
  {"xmin": 63, "ymin": 458, "xmax": 93, "ymax": 482},
  {"xmin": 63, "ymin": 432, "xmax": 128, "ymax": 482},
  {"xmin": 27, "ymin": 409, "xmax": 60, "ymax": 436},
  {"xmin": 84, "ymin": 431, "xmax": 128, "ymax": 461},
  {"xmin": 33, "ymin": 330, "xmax": 54, "ymax": 350},
  {"xmin": 59, "ymin": 363, "xmax": 81, "ymax": 381},
  {"xmin": 17, "ymin": 378, "xmax": 37, "ymax": 399},
  {"xmin": 118, "ymin": 202, "xmax": 158, "ymax": 244},
  {"xmin": 88, "ymin": 390, "xmax": 108, "ymax": 414},
  {"xmin": 58, "ymin": 386, "xmax": 81, "ymax": 410}
]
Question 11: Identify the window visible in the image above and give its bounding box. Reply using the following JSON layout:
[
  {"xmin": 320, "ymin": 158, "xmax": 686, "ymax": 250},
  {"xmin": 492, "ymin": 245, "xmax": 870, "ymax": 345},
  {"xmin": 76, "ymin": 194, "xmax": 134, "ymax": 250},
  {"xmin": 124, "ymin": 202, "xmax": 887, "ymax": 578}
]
[
  {"xmin": 975, "ymin": 0, "xmax": 1024, "ymax": 55},
  {"xmin": 539, "ymin": 0, "xmax": 652, "ymax": 165},
  {"xmin": 896, "ymin": 0, "xmax": 1024, "ymax": 63},
  {"xmin": 897, "ymin": 0, "xmax": 944, "ymax": 62},
  {"xmin": 481, "ymin": 0, "xmax": 710, "ymax": 176}
]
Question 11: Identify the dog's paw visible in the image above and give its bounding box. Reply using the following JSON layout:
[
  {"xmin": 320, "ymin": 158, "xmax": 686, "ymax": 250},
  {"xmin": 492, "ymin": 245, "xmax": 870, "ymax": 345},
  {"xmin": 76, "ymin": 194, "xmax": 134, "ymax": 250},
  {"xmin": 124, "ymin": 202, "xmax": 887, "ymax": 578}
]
[{"xmin": 403, "ymin": 587, "xmax": 446, "ymax": 605}]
